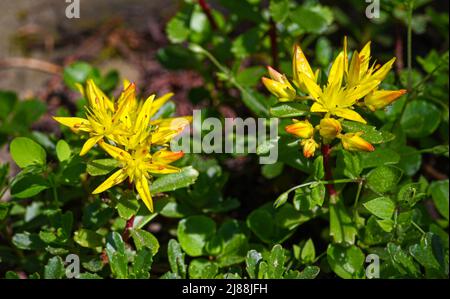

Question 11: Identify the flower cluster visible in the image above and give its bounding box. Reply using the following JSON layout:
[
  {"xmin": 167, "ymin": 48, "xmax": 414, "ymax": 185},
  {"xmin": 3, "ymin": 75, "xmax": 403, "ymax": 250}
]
[
  {"xmin": 262, "ymin": 38, "xmax": 407, "ymax": 158},
  {"xmin": 53, "ymin": 80, "xmax": 191, "ymax": 212}
]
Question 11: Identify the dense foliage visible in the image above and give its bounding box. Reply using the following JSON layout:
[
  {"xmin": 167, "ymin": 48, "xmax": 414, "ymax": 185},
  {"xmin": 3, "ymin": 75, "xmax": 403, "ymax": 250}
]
[{"xmin": 0, "ymin": 0, "xmax": 448, "ymax": 279}]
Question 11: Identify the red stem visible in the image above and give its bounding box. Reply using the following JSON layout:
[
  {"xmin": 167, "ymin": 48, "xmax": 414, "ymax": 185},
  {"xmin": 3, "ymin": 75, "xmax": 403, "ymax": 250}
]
[
  {"xmin": 269, "ymin": 18, "xmax": 279, "ymax": 69},
  {"xmin": 198, "ymin": 0, "xmax": 218, "ymax": 30},
  {"xmin": 321, "ymin": 144, "xmax": 337, "ymax": 197},
  {"xmin": 122, "ymin": 215, "xmax": 135, "ymax": 243}
]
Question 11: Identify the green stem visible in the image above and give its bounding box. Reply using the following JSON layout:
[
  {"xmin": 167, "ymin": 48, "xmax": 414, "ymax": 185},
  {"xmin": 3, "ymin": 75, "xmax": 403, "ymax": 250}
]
[
  {"xmin": 407, "ymin": 1, "xmax": 414, "ymax": 92},
  {"xmin": 411, "ymin": 220, "xmax": 426, "ymax": 235},
  {"xmin": 284, "ymin": 178, "xmax": 361, "ymax": 195},
  {"xmin": 353, "ymin": 180, "xmax": 364, "ymax": 221}
]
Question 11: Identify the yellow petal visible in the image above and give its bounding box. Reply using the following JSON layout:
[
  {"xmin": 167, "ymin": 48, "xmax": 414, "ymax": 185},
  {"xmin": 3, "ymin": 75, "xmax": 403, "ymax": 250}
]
[
  {"xmin": 134, "ymin": 95, "xmax": 155, "ymax": 132},
  {"xmin": 359, "ymin": 41, "xmax": 372, "ymax": 73},
  {"xmin": 310, "ymin": 102, "xmax": 328, "ymax": 113},
  {"xmin": 333, "ymin": 108, "xmax": 366, "ymax": 124},
  {"xmin": 80, "ymin": 135, "xmax": 103, "ymax": 156},
  {"xmin": 53, "ymin": 116, "xmax": 91, "ymax": 133},
  {"xmin": 98, "ymin": 140, "xmax": 132, "ymax": 161},
  {"xmin": 262, "ymin": 77, "xmax": 296, "ymax": 100},
  {"xmin": 300, "ymin": 73, "xmax": 322, "ymax": 100},
  {"xmin": 145, "ymin": 163, "xmax": 181, "ymax": 174},
  {"xmin": 293, "ymin": 44, "xmax": 315, "ymax": 84},
  {"xmin": 372, "ymin": 57, "xmax": 396, "ymax": 82},
  {"xmin": 92, "ymin": 169, "xmax": 128, "ymax": 194},
  {"xmin": 328, "ymin": 51, "xmax": 345, "ymax": 87},
  {"xmin": 347, "ymin": 51, "xmax": 361, "ymax": 87},
  {"xmin": 86, "ymin": 79, "xmax": 114, "ymax": 112},
  {"xmin": 149, "ymin": 93, "xmax": 174, "ymax": 118},
  {"xmin": 114, "ymin": 82, "xmax": 136, "ymax": 121},
  {"xmin": 135, "ymin": 175, "xmax": 153, "ymax": 212}
]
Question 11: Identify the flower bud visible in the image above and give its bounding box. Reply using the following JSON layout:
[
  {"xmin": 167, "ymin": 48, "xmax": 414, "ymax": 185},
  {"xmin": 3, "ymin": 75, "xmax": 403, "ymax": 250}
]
[
  {"xmin": 262, "ymin": 67, "xmax": 296, "ymax": 101},
  {"xmin": 340, "ymin": 132, "xmax": 375, "ymax": 152},
  {"xmin": 319, "ymin": 118, "xmax": 342, "ymax": 143},
  {"xmin": 301, "ymin": 138, "xmax": 319, "ymax": 158},
  {"xmin": 292, "ymin": 44, "xmax": 316, "ymax": 93},
  {"xmin": 285, "ymin": 119, "xmax": 314, "ymax": 139},
  {"xmin": 364, "ymin": 89, "xmax": 407, "ymax": 111}
]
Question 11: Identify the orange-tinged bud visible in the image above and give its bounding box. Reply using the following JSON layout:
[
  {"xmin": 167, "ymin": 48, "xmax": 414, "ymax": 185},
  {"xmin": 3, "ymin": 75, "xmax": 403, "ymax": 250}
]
[
  {"xmin": 319, "ymin": 118, "xmax": 342, "ymax": 143},
  {"xmin": 285, "ymin": 119, "xmax": 314, "ymax": 139},
  {"xmin": 340, "ymin": 132, "xmax": 375, "ymax": 152},
  {"xmin": 301, "ymin": 138, "xmax": 319, "ymax": 158},
  {"xmin": 262, "ymin": 67, "xmax": 296, "ymax": 101},
  {"xmin": 364, "ymin": 89, "xmax": 407, "ymax": 111}
]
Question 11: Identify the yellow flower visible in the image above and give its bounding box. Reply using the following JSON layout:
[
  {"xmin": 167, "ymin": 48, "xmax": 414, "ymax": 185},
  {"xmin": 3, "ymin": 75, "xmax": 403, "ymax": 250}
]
[
  {"xmin": 364, "ymin": 89, "xmax": 407, "ymax": 111},
  {"xmin": 339, "ymin": 132, "xmax": 374, "ymax": 152},
  {"xmin": 300, "ymin": 51, "xmax": 376, "ymax": 124},
  {"xmin": 345, "ymin": 41, "xmax": 396, "ymax": 89},
  {"xmin": 319, "ymin": 118, "xmax": 342, "ymax": 143},
  {"xmin": 262, "ymin": 66, "xmax": 296, "ymax": 101},
  {"xmin": 285, "ymin": 119, "xmax": 314, "ymax": 139},
  {"xmin": 301, "ymin": 138, "xmax": 319, "ymax": 158},
  {"xmin": 92, "ymin": 141, "xmax": 183, "ymax": 212},
  {"xmin": 53, "ymin": 79, "xmax": 133, "ymax": 155},
  {"xmin": 292, "ymin": 44, "xmax": 319, "ymax": 93}
]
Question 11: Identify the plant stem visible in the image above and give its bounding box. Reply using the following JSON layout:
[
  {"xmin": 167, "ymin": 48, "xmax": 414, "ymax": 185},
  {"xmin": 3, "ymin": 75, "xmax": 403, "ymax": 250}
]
[
  {"xmin": 321, "ymin": 144, "xmax": 337, "ymax": 197},
  {"xmin": 122, "ymin": 215, "xmax": 135, "ymax": 243},
  {"xmin": 406, "ymin": 0, "xmax": 414, "ymax": 92},
  {"xmin": 198, "ymin": 0, "xmax": 217, "ymax": 30},
  {"xmin": 269, "ymin": 18, "xmax": 279, "ymax": 69},
  {"xmin": 353, "ymin": 180, "xmax": 364, "ymax": 221},
  {"xmin": 411, "ymin": 220, "xmax": 426, "ymax": 235}
]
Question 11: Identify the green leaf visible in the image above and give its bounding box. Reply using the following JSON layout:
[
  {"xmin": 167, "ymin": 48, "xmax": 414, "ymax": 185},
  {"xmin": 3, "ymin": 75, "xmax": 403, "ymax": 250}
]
[
  {"xmin": 151, "ymin": 166, "xmax": 199, "ymax": 194},
  {"xmin": 235, "ymin": 66, "xmax": 266, "ymax": 87},
  {"xmin": 12, "ymin": 232, "xmax": 45, "ymax": 250},
  {"xmin": 269, "ymin": 0, "xmax": 290, "ymax": 22},
  {"xmin": 0, "ymin": 202, "xmax": 11, "ymax": 220},
  {"xmin": 337, "ymin": 150, "xmax": 361, "ymax": 179},
  {"xmin": 409, "ymin": 232, "xmax": 446, "ymax": 274},
  {"xmin": 63, "ymin": 61, "xmax": 98, "ymax": 90},
  {"xmin": 132, "ymin": 249, "xmax": 153, "ymax": 279},
  {"xmin": 44, "ymin": 256, "xmax": 65, "ymax": 279},
  {"xmin": 315, "ymin": 37, "xmax": 332, "ymax": 66},
  {"xmin": 313, "ymin": 156, "xmax": 324, "ymax": 180},
  {"xmin": 55, "ymin": 140, "xmax": 71, "ymax": 162},
  {"xmin": 10, "ymin": 137, "xmax": 46, "ymax": 168},
  {"xmin": 327, "ymin": 244, "xmax": 365, "ymax": 279},
  {"xmin": 166, "ymin": 11, "xmax": 191, "ymax": 44},
  {"xmin": 116, "ymin": 197, "xmax": 140, "ymax": 220},
  {"xmin": 290, "ymin": 5, "xmax": 332, "ymax": 34},
  {"xmin": 266, "ymin": 244, "xmax": 286, "ymax": 278},
  {"xmin": 366, "ymin": 166, "xmax": 403, "ymax": 194},
  {"xmin": 214, "ymin": 220, "xmax": 249, "ymax": 267},
  {"xmin": 168, "ymin": 239, "xmax": 186, "ymax": 278},
  {"xmin": 106, "ymin": 232, "xmax": 128, "ymax": 279},
  {"xmin": 74, "ymin": 229, "xmax": 103, "ymax": 251},
  {"xmin": 231, "ymin": 28, "xmax": 261, "ymax": 59},
  {"xmin": 397, "ymin": 183, "xmax": 425, "ymax": 209},
  {"xmin": 387, "ymin": 243, "xmax": 421, "ymax": 278},
  {"xmin": 301, "ymin": 238, "xmax": 316, "ymax": 263},
  {"xmin": 376, "ymin": 219, "xmax": 395, "ymax": 232},
  {"xmin": 329, "ymin": 200, "xmax": 357, "ymax": 245},
  {"xmin": 359, "ymin": 148, "xmax": 400, "ymax": 169},
  {"xmin": 429, "ymin": 180, "xmax": 449, "ymax": 220},
  {"xmin": 86, "ymin": 159, "xmax": 119, "ymax": 176},
  {"xmin": 341, "ymin": 121, "xmax": 395, "ymax": 144},
  {"xmin": 188, "ymin": 259, "xmax": 219, "ymax": 279},
  {"xmin": 130, "ymin": 228, "xmax": 159, "ymax": 255},
  {"xmin": 400, "ymin": 100, "xmax": 441, "ymax": 138},
  {"xmin": 269, "ymin": 102, "xmax": 309, "ymax": 118},
  {"xmin": 5, "ymin": 271, "xmax": 20, "ymax": 279},
  {"xmin": 10, "ymin": 175, "xmax": 50, "ymax": 199},
  {"xmin": 262, "ymin": 162, "xmax": 284, "ymax": 179},
  {"xmin": 245, "ymin": 250, "xmax": 262, "ymax": 279},
  {"xmin": 0, "ymin": 91, "xmax": 18, "ymax": 120},
  {"xmin": 293, "ymin": 183, "xmax": 325, "ymax": 211},
  {"xmin": 363, "ymin": 197, "xmax": 396, "ymax": 220},
  {"xmin": 177, "ymin": 215, "xmax": 216, "ymax": 257},
  {"xmin": 297, "ymin": 266, "xmax": 320, "ymax": 279}
]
